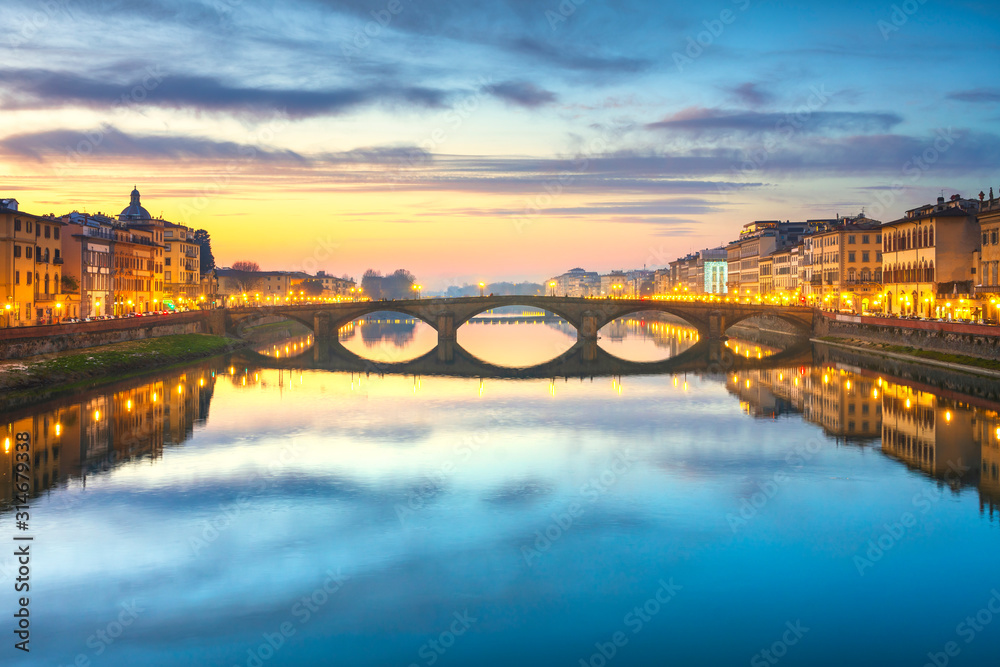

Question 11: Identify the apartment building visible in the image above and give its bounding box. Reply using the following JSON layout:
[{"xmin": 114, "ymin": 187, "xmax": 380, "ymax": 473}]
[
  {"xmin": 1, "ymin": 198, "xmax": 68, "ymax": 325},
  {"xmin": 881, "ymin": 195, "xmax": 980, "ymax": 318}
]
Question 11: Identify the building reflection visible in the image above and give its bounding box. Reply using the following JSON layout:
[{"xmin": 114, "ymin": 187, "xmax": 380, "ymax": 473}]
[
  {"xmin": 726, "ymin": 363, "xmax": 1000, "ymax": 518},
  {"xmin": 0, "ymin": 362, "xmax": 218, "ymax": 509}
]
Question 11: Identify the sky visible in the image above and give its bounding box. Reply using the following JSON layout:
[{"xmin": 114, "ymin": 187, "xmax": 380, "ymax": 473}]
[{"xmin": 0, "ymin": 0, "xmax": 998, "ymax": 289}]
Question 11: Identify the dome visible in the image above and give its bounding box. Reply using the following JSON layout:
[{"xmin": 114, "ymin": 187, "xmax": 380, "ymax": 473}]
[{"xmin": 119, "ymin": 185, "xmax": 151, "ymax": 221}]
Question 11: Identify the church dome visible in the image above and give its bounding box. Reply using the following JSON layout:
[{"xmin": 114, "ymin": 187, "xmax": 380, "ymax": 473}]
[{"xmin": 119, "ymin": 186, "xmax": 152, "ymax": 221}]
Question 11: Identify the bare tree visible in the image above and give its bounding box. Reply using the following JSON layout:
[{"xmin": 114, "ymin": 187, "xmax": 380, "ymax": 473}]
[{"xmin": 230, "ymin": 260, "xmax": 262, "ymax": 293}]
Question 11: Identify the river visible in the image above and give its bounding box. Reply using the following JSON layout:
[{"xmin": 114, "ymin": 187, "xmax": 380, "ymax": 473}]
[{"xmin": 2, "ymin": 312, "xmax": 998, "ymax": 666}]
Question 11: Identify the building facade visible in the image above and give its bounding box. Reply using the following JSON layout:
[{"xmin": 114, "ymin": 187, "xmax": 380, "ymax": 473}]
[{"xmin": 881, "ymin": 195, "xmax": 980, "ymax": 319}]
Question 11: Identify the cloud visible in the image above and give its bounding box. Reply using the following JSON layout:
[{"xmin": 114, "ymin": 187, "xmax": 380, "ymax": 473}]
[
  {"xmin": 728, "ymin": 82, "xmax": 773, "ymax": 108},
  {"xmin": 947, "ymin": 87, "xmax": 1000, "ymax": 103},
  {"xmin": 505, "ymin": 37, "xmax": 651, "ymax": 73},
  {"xmin": 646, "ymin": 107, "xmax": 903, "ymax": 136},
  {"xmin": 0, "ymin": 68, "xmax": 450, "ymax": 118},
  {"xmin": 0, "ymin": 126, "xmax": 432, "ymax": 166},
  {"xmin": 486, "ymin": 80, "xmax": 557, "ymax": 108}
]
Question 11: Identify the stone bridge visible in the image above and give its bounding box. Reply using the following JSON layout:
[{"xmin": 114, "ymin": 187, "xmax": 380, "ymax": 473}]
[
  {"xmin": 224, "ymin": 296, "xmax": 815, "ymax": 344},
  {"xmin": 234, "ymin": 338, "xmax": 814, "ymax": 380}
]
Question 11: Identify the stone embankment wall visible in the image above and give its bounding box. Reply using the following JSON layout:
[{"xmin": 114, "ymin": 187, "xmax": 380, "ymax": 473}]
[
  {"xmin": 814, "ymin": 312, "xmax": 1000, "ymax": 361},
  {"xmin": 0, "ymin": 311, "xmax": 227, "ymax": 360},
  {"xmin": 728, "ymin": 315, "xmax": 805, "ymax": 348},
  {"xmin": 814, "ymin": 342, "xmax": 1000, "ymax": 404}
]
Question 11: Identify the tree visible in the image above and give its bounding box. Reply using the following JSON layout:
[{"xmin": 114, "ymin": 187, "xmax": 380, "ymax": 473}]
[
  {"xmin": 194, "ymin": 229, "xmax": 216, "ymax": 274},
  {"xmin": 61, "ymin": 274, "xmax": 79, "ymax": 293},
  {"xmin": 361, "ymin": 268, "xmax": 416, "ymax": 299},
  {"xmin": 230, "ymin": 260, "xmax": 262, "ymax": 293}
]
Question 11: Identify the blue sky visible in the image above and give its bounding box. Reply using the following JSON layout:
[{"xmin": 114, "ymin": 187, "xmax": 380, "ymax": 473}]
[{"xmin": 0, "ymin": 0, "xmax": 997, "ymax": 284}]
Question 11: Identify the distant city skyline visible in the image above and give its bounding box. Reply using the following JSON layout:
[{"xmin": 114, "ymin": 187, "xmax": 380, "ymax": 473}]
[{"xmin": 1, "ymin": 0, "xmax": 997, "ymax": 289}]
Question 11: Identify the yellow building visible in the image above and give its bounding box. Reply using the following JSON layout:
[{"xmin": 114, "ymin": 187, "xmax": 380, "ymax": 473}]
[
  {"xmin": 808, "ymin": 219, "xmax": 882, "ymax": 313},
  {"xmin": 162, "ymin": 220, "xmax": 203, "ymax": 308},
  {"xmin": 881, "ymin": 195, "xmax": 981, "ymax": 319},
  {"xmin": 1, "ymin": 198, "xmax": 68, "ymax": 325},
  {"xmin": 111, "ymin": 225, "xmax": 159, "ymax": 315},
  {"xmin": 975, "ymin": 196, "xmax": 1000, "ymax": 322}
]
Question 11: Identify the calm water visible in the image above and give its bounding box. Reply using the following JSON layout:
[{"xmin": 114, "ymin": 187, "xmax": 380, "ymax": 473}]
[{"xmin": 3, "ymin": 314, "xmax": 1000, "ymax": 666}]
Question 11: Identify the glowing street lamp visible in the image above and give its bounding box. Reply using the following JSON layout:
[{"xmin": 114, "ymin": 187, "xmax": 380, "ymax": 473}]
[
  {"xmin": 549, "ymin": 280, "xmax": 556, "ymax": 297},
  {"xmin": 479, "ymin": 281, "xmax": 486, "ymax": 297}
]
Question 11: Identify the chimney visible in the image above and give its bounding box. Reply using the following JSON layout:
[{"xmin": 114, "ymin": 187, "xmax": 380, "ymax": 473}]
[{"xmin": 937, "ymin": 196, "xmax": 945, "ymax": 204}]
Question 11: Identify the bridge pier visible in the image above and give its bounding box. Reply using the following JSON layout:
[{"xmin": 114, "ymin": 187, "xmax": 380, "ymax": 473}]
[
  {"xmin": 314, "ymin": 313, "xmax": 334, "ymax": 339},
  {"xmin": 436, "ymin": 312, "xmax": 456, "ymax": 346},
  {"xmin": 578, "ymin": 312, "xmax": 600, "ymax": 342},
  {"xmin": 706, "ymin": 311, "xmax": 726, "ymax": 342},
  {"xmin": 437, "ymin": 339, "xmax": 454, "ymax": 363}
]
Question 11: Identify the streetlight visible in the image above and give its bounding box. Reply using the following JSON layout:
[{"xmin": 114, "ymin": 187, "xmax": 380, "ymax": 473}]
[
  {"xmin": 479, "ymin": 281, "xmax": 486, "ymax": 297},
  {"xmin": 412, "ymin": 284, "xmax": 422, "ymax": 299}
]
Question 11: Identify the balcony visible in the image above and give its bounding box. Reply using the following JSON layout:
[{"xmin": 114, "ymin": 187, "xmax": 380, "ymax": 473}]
[
  {"xmin": 53, "ymin": 256, "xmax": 64, "ymax": 265},
  {"xmin": 810, "ymin": 277, "xmax": 822, "ymax": 285},
  {"xmin": 184, "ymin": 248, "xmax": 198, "ymax": 258}
]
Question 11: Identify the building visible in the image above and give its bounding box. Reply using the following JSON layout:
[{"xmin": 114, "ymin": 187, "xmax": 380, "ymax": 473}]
[
  {"xmin": 599, "ymin": 270, "xmax": 631, "ymax": 297},
  {"xmin": 307, "ymin": 271, "xmax": 357, "ymax": 297},
  {"xmin": 975, "ymin": 194, "xmax": 1000, "ymax": 322},
  {"xmin": 161, "ymin": 221, "xmax": 202, "ymax": 308},
  {"xmin": 700, "ymin": 247, "xmax": 728, "ymax": 295},
  {"xmin": 806, "ymin": 215, "xmax": 882, "ymax": 312},
  {"xmin": 881, "ymin": 195, "xmax": 981, "ymax": 319},
  {"xmin": 1, "ymin": 198, "xmax": 68, "ymax": 325},
  {"xmin": 548, "ymin": 268, "xmax": 600, "ymax": 297},
  {"xmin": 758, "ymin": 253, "xmax": 774, "ymax": 297},
  {"xmin": 770, "ymin": 246, "xmax": 800, "ymax": 300},
  {"xmin": 61, "ymin": 212, "xmax": 116, "ymax": 319},
  {"xmin": 725, "ymin": 220, "xmax": 831, "ymax": 297},
  {"xmin": 118, "ymin": 188, "xmax": 168, "ymax": 310},
  {"xmin": 111, "ymin": 224, "xmax": 159, "ymax": 315}
]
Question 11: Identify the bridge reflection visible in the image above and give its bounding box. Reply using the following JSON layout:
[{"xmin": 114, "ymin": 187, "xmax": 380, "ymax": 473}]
[{"xmin": 237, "ymin": 335, "xmax": 814, "ymax": 379}]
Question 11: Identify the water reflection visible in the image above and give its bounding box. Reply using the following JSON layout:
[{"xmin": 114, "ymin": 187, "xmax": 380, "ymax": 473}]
[
  {"xmin": 4, "ymin": 324, "xmax": 1000, "ymax": 666},
  {"xmin": 597, "ymin": 313, "xmax": 700, "ymax": 362},
  {"xmin": 727, "ymin": 363, "xmax": 1000, "ymax": 517},
  {"xmin": 0, "ymin": 361, "xmax": 217, "ymax": 510},
  {"xmin": 338, "ymin": 312, "xmax": 437, "ymax": 362}
]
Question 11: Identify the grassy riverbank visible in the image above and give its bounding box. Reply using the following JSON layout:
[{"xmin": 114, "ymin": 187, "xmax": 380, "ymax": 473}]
[
  {"xmin": 0, "ymin": 334, "xmax": 244, "ymax": 411},
  {"xmin": 817, "ymin": 336, "xmax": 1000, "ymax": 373}
]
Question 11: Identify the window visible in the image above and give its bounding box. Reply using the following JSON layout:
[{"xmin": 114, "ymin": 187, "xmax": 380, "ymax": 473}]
[
  {"xmin": 985, "ymin": 232, "xmax": 990, "ymax": 246},
  {"xmin": 35, "ymin": 223, "xmax": 40, "ymax": 236},
  {"xmin": 876, "ymin": 234, "xmax": 882, "ymax": 243},
  {"xmin": 54, "ymin": 227, "xmax": 59, "ymax": 240},
  {"xmin": 26, "ymin": 272, "xmax": 32, "ymax": 285},
  {"xmin": 15, "ymin": 271, "xmax": 19, "ymax": 284},
  {"xmin": 993, "ymin": 230, "xmax": 999, "ymax": 245},
  {"xmin": 26, "ymin": 221, "xmax": 32, "ymax": 233},
  {"xmin": 14, "ymin": 219, "xmax": 21, "ymax": 231},
  {"xmin": 25, "ymin": 246, "xmax": 32, "ymax": 259},
  {"xmin": 165, "ymin": 271, "xmax": 171, "ymax": 281},
  {"xmin": 848, "ymin": 235, "xmax": 856, "ymax": 244},
  {"xmin": 165, "ymin": 257, "xmax": 171, "ymax": 266},
  {"xmin": 862, "ymin": 234, "xmax": 869, "ymax": 244},
  {"xmin": 54, "ymin": 249, "xmax": 60, "ymax": 260},
  {"xmin": 165, "ymin": 243, "xmax": 171, "ymax": 251},
  {"xmin": 848, "ymin": 252, "xmax": 856, "ymax": 262},
  {"xmin": 44, "ymin": 225, "xmax": 50, "ymax": 238},
  {"xmin": 164, "ymin": 230, "xmax": 173, "ymax": 238},
  {"xmin": 13, "ymin": 245, "xmax": 20, "ymax": 258}
]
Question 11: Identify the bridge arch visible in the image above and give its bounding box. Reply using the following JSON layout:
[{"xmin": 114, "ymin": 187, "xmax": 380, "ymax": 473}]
[
  {"xmin": 452, "ymin": 301, "xmax": 581, "ymax": 329},
  {"xmin": 723, "ymin": 310, "xmax": 813, "ymax": 336},
  {"xmin": 589, "ymin": 303, "xmax": 710, "ymax": 336}
]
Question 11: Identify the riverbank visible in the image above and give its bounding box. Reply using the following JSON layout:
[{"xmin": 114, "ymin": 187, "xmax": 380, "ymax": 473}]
[
  {"xmin": 0, "ymin": 334, "xmax": 245, "ymax": 411},
  {"xmin": 814, "ymin": 336, "xmax": 1000, "ymax": 378}
]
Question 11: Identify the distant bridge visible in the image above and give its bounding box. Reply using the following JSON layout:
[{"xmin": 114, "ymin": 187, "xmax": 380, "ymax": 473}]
[
  {"xmin": 235, "ymin": 338, "xmax": 814, "ymax": 380},
  {"xmin": 224, "ymin": 296, "xmax": 814, "ymax": 348}
]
